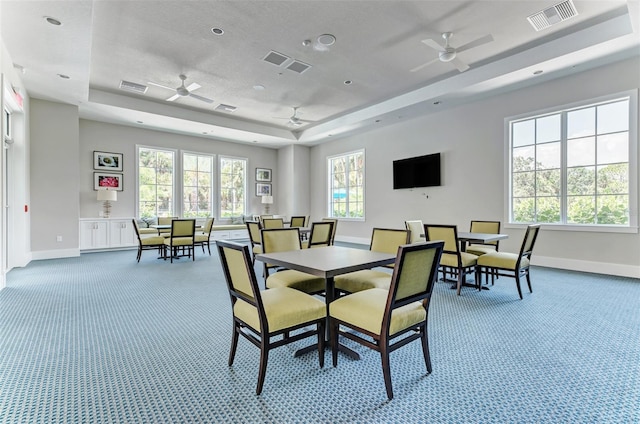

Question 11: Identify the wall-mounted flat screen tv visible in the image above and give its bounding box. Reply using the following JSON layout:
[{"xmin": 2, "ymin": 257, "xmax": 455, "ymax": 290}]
[{"xmin": 393, "ymin": 153, "xmax": 441, "ymax": 189}]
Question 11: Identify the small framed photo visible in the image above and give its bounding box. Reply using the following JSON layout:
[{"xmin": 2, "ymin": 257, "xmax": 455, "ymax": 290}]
[
  {"xmin": 94, "ymin": 172, "xmax": 123, "ymax": 191},
  {"xmin": 256, "ymin": 183, "xmax": 272, "ymax": 196},
  {"xmin": 94, "ymin": 151, "xmax": 123, "ymax": 172},
  {"xmin": 256, "ymin": 168, "xmax": 272, "ymax": 182}
]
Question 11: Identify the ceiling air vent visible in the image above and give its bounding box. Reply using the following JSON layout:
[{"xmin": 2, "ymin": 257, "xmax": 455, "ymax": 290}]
[
  {"xmin": 263, "ymin": 51, "xmax": 290, "ymax": 66},
  {"xmin": 527, "ymin": 0, "xmax": 578, "ymax": 31},
  {"xmin": 286, "ymin": 60, "xmax": 311, "ymax": 74},
  {"xmin": 215, "ymin": 104, "xmax": 237, "ymax": 113},
  {"xmin": 119, "ymin": 80, "xmax": 148, "ymax": 94}
]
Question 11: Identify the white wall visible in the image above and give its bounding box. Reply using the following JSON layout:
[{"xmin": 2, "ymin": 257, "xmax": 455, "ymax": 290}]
[
  {"xmin": 79, "ymin": 120, "xmax": 278, "ymax": 220},
  {"xmin": 277, "ymin": 144, "xmax": 311, "ymax": 218},
  {"xmin": 309, "ymin": 57, "xmax": 640, "ymax": 277}
]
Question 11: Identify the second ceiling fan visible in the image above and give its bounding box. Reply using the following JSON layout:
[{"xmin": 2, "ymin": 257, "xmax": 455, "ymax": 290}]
[{"xmin": 411, "ymin": 32, "xmax": 494, "ymax": 73}]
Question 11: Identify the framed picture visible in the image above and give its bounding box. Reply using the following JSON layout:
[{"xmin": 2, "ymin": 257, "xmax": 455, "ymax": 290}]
[
  {"xmin": 94, "ymin": 172, "xmax": 123, "ymax": 191},
  {"xmin": 256, "ymin": 183, "xmax": 272, "ymax": 196},
  {"xmin": 256, "ymin": 167, "xmax": 272, "ymax": 182},
  {"xmin": 94, "ymin": 151, "xmax": 123, "ymax": 172}
]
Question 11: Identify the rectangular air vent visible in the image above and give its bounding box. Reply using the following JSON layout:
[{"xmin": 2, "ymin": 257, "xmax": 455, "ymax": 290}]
[
  {"xmin": 119, "ymin": 80, "xmax": 148, "ymax": 94},
  {"xmin": 263, "ymin": 51, "xmax": 290, "ymax": 66},
  {"xmin": 215, "ymin": 104, "xmax": 237, "ymax": 113},
  {"xmin": 286, "ymin": 60, "xmax": 311, "ymax": 74},
  {"xmin": 527, "ymin": 0, "xmax": 578, "ymax": 31}
]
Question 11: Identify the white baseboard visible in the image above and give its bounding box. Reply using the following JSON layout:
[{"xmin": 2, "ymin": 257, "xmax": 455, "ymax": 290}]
[
  {"xmin": 31, "ymin": 249, "xmax": 81, "ymax": 261},
  {"xmin": 532, "ymin": 255, "xmax": 640, "ymax": 278}
]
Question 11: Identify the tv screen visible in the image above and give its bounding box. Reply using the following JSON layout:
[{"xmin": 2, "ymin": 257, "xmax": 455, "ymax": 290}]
[{"xmin": 393, "ymin": 153, "xmax": 441, "ymax": 189}]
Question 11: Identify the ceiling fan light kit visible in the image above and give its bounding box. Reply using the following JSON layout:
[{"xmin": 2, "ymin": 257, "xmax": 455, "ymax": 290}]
[{"xmin": 411, "ymin": 31, "xmax": 494, "ymax": 73}]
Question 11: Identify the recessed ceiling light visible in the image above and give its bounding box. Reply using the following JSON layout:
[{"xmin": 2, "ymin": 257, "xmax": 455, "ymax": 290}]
[
  {"xmin": 253, "ymin": 84, "xmax": 265, "ymax": 91},
  {"xmin": 44, "ymin": 16, "xmax": 62, "ymax": 26},
  {"xmin": 317, "ymin": 34, "xmax": 336, "ymax": 46},
  {"xmin": 533, "ymin": 70, "xmax": 543, "ymax": 75},
  {"xmin": 344, "ymin": 80, "xmax": 352, "ymax": 85},
  {"xmin": 57, "ymin": 74, "xmax": 70, "ymax": 79},
  {"xmin": 211, "ymin": 27, "xmax": 224, "ymax": 35}
]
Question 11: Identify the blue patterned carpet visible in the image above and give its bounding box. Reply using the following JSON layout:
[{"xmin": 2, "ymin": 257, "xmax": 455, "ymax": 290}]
[{"xmin": 0, "ymin": 245, "xmax": 638, "ymax": 423}]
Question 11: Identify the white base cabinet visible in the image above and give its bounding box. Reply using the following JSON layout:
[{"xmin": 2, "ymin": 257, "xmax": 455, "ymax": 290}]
[{"xmin": 80, "ymin": 218, "xmax": 136, "ymax": 251}]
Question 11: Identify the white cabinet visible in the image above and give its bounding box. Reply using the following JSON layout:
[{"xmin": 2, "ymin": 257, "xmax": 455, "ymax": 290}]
[{"xmin": 80, "ymin": 218, "xmax": 136, "ymax": 251}]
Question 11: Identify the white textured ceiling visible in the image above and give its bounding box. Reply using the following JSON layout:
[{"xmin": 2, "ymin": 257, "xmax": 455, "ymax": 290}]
[{"xmin": 2, "ymin": 1, "xmax": 639, "ymax": 148}]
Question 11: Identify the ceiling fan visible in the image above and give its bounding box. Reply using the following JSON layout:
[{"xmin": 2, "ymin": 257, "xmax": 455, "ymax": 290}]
[
  {"xmin": 410, "ymin": 32, "xmax": 494, "ymax": 73},
  {"xmin": 274, "ymin": 107, "xmax": 314, "ymax": 127},
  {"xmin": 148, "ymin": 74, "xmax": 213, "ymax": 103}
]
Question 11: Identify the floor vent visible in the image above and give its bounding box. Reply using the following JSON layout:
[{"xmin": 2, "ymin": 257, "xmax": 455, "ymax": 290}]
[
  {"xmin": 527, "ymin": 0, "xmax": 578, "ymax": 31},
  {"xmin": 119, "ymin": 80, "xmax": 148, "ymax": 94}
]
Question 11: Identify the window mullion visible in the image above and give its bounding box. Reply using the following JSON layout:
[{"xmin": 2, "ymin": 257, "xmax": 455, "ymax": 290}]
[{"xmin": 560, "ymin": 111, "xmax": 568, "ymax": 224}]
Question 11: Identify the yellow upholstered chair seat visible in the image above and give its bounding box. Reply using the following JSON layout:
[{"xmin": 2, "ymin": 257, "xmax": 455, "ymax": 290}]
[
  {"xmin": 266, "ymin": 270, "xmax": 326, "ymax": 293},
  {"xmin": 138, "ymin": 227, "xmax": 157, "ymax": 235},
  {"xmin": 465, "ymin": 245, "xmax": 497, "ymax": 256},
  {"xmin": 439, "ymin": 252, "xmax": 478, "ymax": 268},
  {"xmin": 141, "ymin": 236, "xmax": 166, "ymax": 246},
  {"xmin": 164, "ymin": 236, "xmax": 193, "ymax": 247},
  {"xmin": 330, "ymin": 288, "xmax": 425, "ymax": 336},
  {"xmin": 234, "ymin": 287, "xmax": 325, "ymax": 333},
  {"xmin": 334, "ymin": 270, "xmax": 392, "ymax": 292},
  {"xmin": 194, "ymin": 234, "xmax": 209, "ymax": 243},
  {"xmin": 477, "ymin": 252, "xmax": 530, "ymax": 270}
]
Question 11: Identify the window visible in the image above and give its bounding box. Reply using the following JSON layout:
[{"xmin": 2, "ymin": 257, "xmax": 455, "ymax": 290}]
[
  {"xmin": 182, "ymin": 152, "xmax": 214, "ymax": 218},
  {"xmin": 509, "ymin": 92, "xmax": 636, "ymax": 228},
  {"xmin": 138, "ymin": 147, "xmax": 175, "ymax": 218},
  {"xmin": 219, "ymin": 156, "xmax": 246, "ymax": 218},
  {"xmin": 328, "ymin": 150, "xmax": 365, "ymax": 219}
]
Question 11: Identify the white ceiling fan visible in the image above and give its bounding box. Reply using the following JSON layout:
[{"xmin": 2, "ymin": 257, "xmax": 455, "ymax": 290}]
[
  {"xmin": 410, "ymin": 32, "xmax": 494, "ymax": 73},
  {"xmin": 274, "ymin": 107, "xmax": 314, "ymax": 127},
  {"xmin": 148, "ymin": 74, "xmax": 213, "ymax": 103}
]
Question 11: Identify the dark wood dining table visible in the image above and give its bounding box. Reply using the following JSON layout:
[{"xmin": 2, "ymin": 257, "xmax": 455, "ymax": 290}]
[{"xmin": 255, "ymin": 245, "xmax": 396, "ymax": 359}]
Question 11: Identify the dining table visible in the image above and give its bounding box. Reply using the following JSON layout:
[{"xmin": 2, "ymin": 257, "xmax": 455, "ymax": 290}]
[
  {"xmin": 255, "ymin": 245, "xmax": 396, "ymax": 360},
  {"xmin": 456, "ymin": 231, "xmax": 508, "ymax": 252}
]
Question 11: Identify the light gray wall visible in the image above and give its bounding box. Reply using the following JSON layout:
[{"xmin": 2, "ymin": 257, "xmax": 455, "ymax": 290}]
[
  {"xmin": 309, "ymin": 57, "xmax": 640, "ymax": 277},
  {"xmin": 30, "ymin": 99, "xmax": 80, "ymax": 254},
  {"xmin": 277, "ymin": 144, "xmax": 311, "ymax": 218},
  {"xmin": 79, "ymin": 120, "xmax": 278, "ymax": 220}
]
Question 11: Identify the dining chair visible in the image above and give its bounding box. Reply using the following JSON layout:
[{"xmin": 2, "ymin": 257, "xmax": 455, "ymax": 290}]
[
  {"xmin": 289, "ymin": 216, "xmax": 306, "ymax": 228},
  {"xmin": 329, "ymin": 240, "xmax": 444, "ymax": 400},
  {"xmin": 132, "ymin": 219, "xmax": 166, "ymax": 262},
  {"xmin": 216, "ymin": 240, "xmax": 326, "ymax": 395},
  {"xmin": 466, "ymin": 220, "xmax": 501, "ymax": 256},
  {"xmin": 475, "ymin": 224, "xmax": 541, "ymax": 299},
  {"xmin": 262, "ymin": 218, "xmax": 284, "ymax": 229},
  {"xmin": 157, "ymin": 216, "xmax": 178, "ymax": 237},
  {"xmin": 163, "ymin": 219, "xmax": 196, "ymax": 263},
  {"xmin": 405, "ymin": 220, "xmax": 425, "ymax": 243},
  {"xmin": 334, "ymin": 228, "xmax": 410, "ymax": 294},
  {"xmin": 321, "ymin": 218, "xmax": 338, "ymax": 245},
  {"xmin": 245, "ymin": 221, "xmax": 263, "ymax": 265},
  {"xmin": 194, "ymin": 217, "xmax": 215, "ymax": 255},
  {"xmin": 423, "ymin": 224, "xmax": 479, "ymax": 295},
  {"xmin": 261, "ymin": 228, "xmax": 325, "ymax": 294},
  {"xmin": 301, "ymin": 221, "xmax": 334, "ymax": 248},
  {"xmin": 259, "ymin": 215, "xmax": 274, "ymax": 224}
]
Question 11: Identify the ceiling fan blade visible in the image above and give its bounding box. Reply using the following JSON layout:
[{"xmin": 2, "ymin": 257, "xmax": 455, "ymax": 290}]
[
  {"xmin": 186, "ymin": 82, "xmax": 201, "ymax": 92},
  {"xmin": 420, "ymin": 38, "xmax": 443, "ymax": 51},
  {"xmin": 189, "ymin": 93, "xmax": 214, "ymax": 104},
  {"xmin": 410, "ymin": 57, "xmax": 439, "ymax": 73},
  {"xmin": 166, "ymin": 94, "xmax": 180, "ymax": 102},
  {"xmin": 148, "ymin": 81, "xmax": 175, "ymax": 91},
  {"xmin": 456, "ymin": 34, "xmax": 494, "ymax": 54},
  {"xmin": 450, "ymin": 57, "xmax": 470, "ymax": 72}
]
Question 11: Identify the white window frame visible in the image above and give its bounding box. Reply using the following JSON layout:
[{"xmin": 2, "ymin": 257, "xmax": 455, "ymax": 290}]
[
  {"xmin": 136, "ymin": 145, "xmax": 177, "ymax": 219},
  {"xmin": 504, "ymin": 90, "xmax": 638, "ymax": 233},
  {"xmin": 218, "ymin": 155, "xmax": 247, "ymax": 218},
  {"xmin": 181, "ymin": 150, "xmax": 216, "ymax": 218},
  {"xmin": 327, "ymin": 149, "xmax": 365, "ymax": 221}
]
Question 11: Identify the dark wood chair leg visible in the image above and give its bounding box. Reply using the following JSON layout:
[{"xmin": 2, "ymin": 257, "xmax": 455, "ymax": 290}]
[
  {"xmin": 420, "ymin": 323, "xmax": 432, "ymax": 374},
  {"xmin": 456, "ymin": 268, "xmax": 463, "ymax": 295},
  {"xmin": 515, "ymin": 274, "xmax": 523, "ymax": 299},
  {"xmin": 228, "ymin": 325, "xmax": 239, "ymax": 366},
  {"xmin": 256, "ymin": 341, "xmax": 269, "ymax": 395},
  {"xmin": 526, "ymin": 269, "xmax": 533, "ymax": 293},
  {"xmin": 380, "ymin": 341, "xmax": 394, "ymax": 400}
]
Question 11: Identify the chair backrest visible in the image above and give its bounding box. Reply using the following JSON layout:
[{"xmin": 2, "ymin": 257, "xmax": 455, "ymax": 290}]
[
  {"xmin": 262, "ymin": 218, "xmax": 284, "ymax": 229},
  {"xmin": 261, "ymin": 228, "xmax": 302, "ymax": 253},
  {"xmin": 369, "ymin": 228, "xmax": 411, "ymax": 254},
  {"xmin": 158, "ymin": 216, "xmax": 177, "ymax": 225},
  {"xmin": 132, "ymin": 219, "xmax": 143, "ymax": 241},
  {"xmin": 307, "ymin": 221, "xmax": 334, "ymax": 248},
  {"xmin": 423, "ymin": 224, "xmax": 459, "ymax": 254},
  {"xmin": 518, "ymin": 224, "xmax": 541, "ymax": 264},
  {"xmin": 170, "ymin": 219, "xmax": 196, "ymax": 238},
  {"xmin": 321, "ymin": 218, "xmax": 338, "ymax": 245},
  {"xmin": 381, "ymin": 241, "xmax": 444, "ymax": 332},
  {"xmin": 404, "ymin": 220, "xmax": 425, "ymax": 243},
  {"xmin": 202, "ymin": 217, "xmax": 215, "ymax": 234},
  {"xmin": 470, "ymin": 220, "xmax": 501, "ymax": 247},
  {"xmin": 290, "ymin": 216, "xmax": 306, "ymax": 227},
  {"xmin": 259, "ymin": 215, "xmax": 274, "ymax": 223},
  {"xmin": 246, "ymin": 221, "xmax": 262, "ymax": 245},
  {"xmin": 216, "ymin": 240, "xmax": 266, "ymax": 330}
]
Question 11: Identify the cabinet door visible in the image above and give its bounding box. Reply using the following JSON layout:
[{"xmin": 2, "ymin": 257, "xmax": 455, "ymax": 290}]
[
  {"xmin": 79, "ymin": 221, "xmax": 109, "ymax": 249},
  {"xmin": 110, "ymin": 220, "xmax": 136, "ymax": 247}
]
